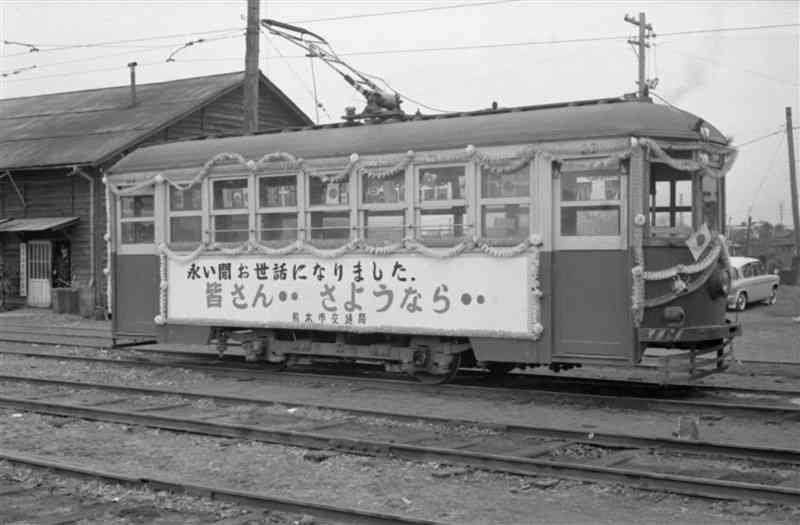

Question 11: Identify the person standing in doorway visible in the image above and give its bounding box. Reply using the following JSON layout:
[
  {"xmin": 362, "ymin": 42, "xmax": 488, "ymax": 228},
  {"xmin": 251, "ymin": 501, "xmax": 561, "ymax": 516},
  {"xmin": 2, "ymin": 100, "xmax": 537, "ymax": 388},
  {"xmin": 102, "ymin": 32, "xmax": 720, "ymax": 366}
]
[{"xmin": 53, "ymin": 244, "xmax": 71, "ymax": 288}]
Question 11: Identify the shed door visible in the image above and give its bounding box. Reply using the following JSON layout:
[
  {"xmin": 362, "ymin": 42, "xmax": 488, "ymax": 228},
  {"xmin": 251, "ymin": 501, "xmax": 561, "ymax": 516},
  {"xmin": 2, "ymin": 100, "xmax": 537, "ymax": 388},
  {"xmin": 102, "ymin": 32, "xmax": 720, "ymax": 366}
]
[
  {"xmin": 551, "ymin": 165, "xmax": 633, "ymax": 360},
  {"xmin": 27, "ymin": 240, "xmax": 52, "ymax": 308}
]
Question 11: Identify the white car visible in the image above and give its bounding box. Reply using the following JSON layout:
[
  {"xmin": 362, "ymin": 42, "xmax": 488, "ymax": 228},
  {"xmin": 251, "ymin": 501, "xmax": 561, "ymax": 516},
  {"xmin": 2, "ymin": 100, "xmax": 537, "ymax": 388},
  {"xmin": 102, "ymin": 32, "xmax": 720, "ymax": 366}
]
[{"xmin": 727, "ymin": 256, "xmax": 779, "ymax": 311}]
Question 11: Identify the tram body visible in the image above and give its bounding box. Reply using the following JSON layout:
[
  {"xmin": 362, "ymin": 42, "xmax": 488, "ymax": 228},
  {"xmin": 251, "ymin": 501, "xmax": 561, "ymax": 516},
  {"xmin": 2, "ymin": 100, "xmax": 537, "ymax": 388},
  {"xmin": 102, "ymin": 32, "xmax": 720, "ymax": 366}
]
[{"xmin": 106, "ymin": 97, "xmax": 740, "ymax": 382}]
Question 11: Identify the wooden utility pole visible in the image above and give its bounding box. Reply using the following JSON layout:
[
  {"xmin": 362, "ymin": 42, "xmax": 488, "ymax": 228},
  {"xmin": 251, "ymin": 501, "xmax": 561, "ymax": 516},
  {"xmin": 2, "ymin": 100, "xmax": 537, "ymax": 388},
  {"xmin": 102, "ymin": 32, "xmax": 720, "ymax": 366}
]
[
  {"xmin": 744, "ymin": 215, "xmax": 753, "ymax": 257},
  {"xmin": 786, "ymin": 107, "xmax": 800, "ymax": 263},
  {"xmin": 243, "ymin": 0, "xmax": 260, "ymax": 135},
  {"xmin": 624, "ymin": 12, "xmax": 653, "ymax": 100}
]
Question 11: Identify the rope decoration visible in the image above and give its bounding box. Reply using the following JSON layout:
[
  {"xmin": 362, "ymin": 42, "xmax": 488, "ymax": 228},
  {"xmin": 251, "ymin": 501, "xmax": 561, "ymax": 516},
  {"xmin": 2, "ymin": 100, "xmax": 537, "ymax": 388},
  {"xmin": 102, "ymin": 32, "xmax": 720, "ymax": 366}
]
[
  {"xmin": 156, "ymin": 235, "xmax": 540, "ymax": 264},
  {"xmin": 639, "ymin": 137, "xmax": 737, "ymax": 180}
]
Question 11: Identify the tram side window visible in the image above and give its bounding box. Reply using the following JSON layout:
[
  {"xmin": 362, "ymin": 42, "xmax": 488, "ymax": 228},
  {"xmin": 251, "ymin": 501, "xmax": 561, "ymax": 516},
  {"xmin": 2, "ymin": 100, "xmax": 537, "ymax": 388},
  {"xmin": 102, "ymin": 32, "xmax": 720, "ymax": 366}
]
[
  {"xmin": 308, "ymin": 175, "xmax": 351, "ymax": 245},
  {"xmin": 362, "ymin": 171, "xmax": 406, "ymax": 243},
  {"xmin": 560, "ymin": 170, "xmax": 621, "ymax": 236},
  {"xmin": 168, "ymin": 185, "xmax": 202, "ymax": 244},
  {"xmin": 258, "ymin": 174, "xmax": 298, "ymax": 243},
  {"xmin": 480, "ymin": 162, "xmax": 530, "ymax": 243},
  {"xmin": 416, "ymin": 165, "xmax": 468, "ymax": 245},
  {"xmin": 649, "ymin": 171, "xmax": 692, "ymax": 235},
  {"xmin": 119, "ymin": 194, "xmax": 155, "ymax": 244},
  {"xmin": 211, "ymin": 179, "xmax": 249, "ymax": 243}
]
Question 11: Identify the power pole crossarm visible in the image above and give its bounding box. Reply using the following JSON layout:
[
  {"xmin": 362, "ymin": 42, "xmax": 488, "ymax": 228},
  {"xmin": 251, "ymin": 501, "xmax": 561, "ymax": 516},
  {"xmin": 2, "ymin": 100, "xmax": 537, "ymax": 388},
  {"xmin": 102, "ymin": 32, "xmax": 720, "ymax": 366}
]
[{"xmin": 624, "ymin": 12, "xmax": 654, "ymax": 101}]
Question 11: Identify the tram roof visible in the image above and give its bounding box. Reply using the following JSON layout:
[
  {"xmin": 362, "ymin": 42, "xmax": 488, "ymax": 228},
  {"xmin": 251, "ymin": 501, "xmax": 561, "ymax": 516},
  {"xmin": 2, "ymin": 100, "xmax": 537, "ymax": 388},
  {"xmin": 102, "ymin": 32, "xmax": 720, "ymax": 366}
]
[{"xmin": 108, "ymin": 97, "xmax": 728, "ymax": 175}]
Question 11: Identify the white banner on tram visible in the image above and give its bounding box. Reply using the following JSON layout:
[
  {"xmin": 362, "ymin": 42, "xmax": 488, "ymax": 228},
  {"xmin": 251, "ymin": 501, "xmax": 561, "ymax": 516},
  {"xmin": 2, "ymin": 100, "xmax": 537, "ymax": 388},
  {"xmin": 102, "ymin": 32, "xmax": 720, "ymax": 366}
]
[{"xmin": 166, "ymin": 254, "xmax": 532, "ymax": 337}]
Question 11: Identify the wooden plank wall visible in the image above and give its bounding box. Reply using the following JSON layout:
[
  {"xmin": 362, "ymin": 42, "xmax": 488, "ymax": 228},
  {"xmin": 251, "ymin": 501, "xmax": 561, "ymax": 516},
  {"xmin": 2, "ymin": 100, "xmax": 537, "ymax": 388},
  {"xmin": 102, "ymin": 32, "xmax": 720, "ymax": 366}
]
[{"xmin": 0, "ymin": 169, "xmax": 106, "ymax": 310}]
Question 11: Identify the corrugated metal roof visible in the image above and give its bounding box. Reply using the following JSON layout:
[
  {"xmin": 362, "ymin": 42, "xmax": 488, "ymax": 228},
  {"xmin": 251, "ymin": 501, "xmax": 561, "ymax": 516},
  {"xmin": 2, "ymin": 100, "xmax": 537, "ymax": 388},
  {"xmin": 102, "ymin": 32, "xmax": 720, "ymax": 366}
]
[
  {"xmin": 0, "ymin": 71, "xmax": 309, "ymax": 171},
  {"xmin": 109, "ymin": 100, "xmax": 728, "ymax": 176},
  {"xmin": 0, "ymin": 217, "xmax": 79, "ymax": 232}
]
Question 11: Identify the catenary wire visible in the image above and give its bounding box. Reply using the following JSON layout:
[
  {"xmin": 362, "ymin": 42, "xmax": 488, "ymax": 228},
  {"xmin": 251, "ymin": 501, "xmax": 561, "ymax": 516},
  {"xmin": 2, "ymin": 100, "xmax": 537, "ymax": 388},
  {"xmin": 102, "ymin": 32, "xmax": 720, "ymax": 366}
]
[{"xmin": 289, "ymin": 0, "xmax": 521, "ymax": 24}]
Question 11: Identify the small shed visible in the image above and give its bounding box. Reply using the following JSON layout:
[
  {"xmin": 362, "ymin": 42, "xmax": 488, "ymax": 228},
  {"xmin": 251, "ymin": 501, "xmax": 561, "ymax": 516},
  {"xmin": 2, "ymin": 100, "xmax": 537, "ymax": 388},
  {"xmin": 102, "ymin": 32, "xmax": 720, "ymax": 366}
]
[{"xmin": 0, "ymin": 70, "xmax": 311, "ymax": 314}]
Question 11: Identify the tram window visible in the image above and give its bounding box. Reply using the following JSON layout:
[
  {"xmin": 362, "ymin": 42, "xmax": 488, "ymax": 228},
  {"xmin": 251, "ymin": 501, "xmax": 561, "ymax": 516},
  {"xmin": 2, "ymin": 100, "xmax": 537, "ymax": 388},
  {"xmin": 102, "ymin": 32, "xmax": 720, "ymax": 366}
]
[
  {"xmin": 649, "ymin": 172, "xmax": 693, "ymax": 234},
  {"xmin": 119, "ymin": 195, "xmax": 154, "ymax": 244},
  {"xmin": 482, "ymin": 169, "xmax": 529, "ymax": 198},
  {"xmin": 260, "ymin": 213, "xmax": 297, "ymax": 242},
  {"xmin": 561, "ymin": 172, "xmax": 621, "ymax": 202},
  {"xmin": 309, "ymin": 211, "xmax": 350, "ymax": 241},
  {"xmin": 309, "ymin": 177, "xmax": 349, "ymax": 206},
  {"xmin": 363, "ymin": 173, "xmax": 405, "ymax": 203},
  {"xmin": 419, "ymin": 166, "xmax": 465, "ymax": 202},
  {"xmin": 365, "ymin": 211, "xmax": 405, "ymax": 242},
  {"xmin": 701, "ymin": 176, "xmax": 720, "ymax": 231},
  {"xmin": 259, "ymin": 175, "xmax": 297, "ymax": 208},
  {"xmin": 561, "ymin": 206, "xmax": 620, "ymax": 236},
  {"xmin": 482, "ymin": 205, "xmax": 530, "ymax": 241},
  {"xmin": 168, "ymin": 186, "xmax": 202, "ymax": 244},
  {"xmin": 418, "ymin": 207, "xmax": 466, "ymax": 242},
  {"xmin": 212, "ymin": 179, "xmax": 249, "ymax": 243}
]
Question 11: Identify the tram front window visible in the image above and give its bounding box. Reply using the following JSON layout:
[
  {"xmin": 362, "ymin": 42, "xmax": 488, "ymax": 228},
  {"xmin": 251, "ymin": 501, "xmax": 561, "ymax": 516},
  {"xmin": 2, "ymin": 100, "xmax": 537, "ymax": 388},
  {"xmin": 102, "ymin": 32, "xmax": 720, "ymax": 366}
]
[{"xmin": 649, "ymin": 168, "xmax": 693, "ymax": 236}]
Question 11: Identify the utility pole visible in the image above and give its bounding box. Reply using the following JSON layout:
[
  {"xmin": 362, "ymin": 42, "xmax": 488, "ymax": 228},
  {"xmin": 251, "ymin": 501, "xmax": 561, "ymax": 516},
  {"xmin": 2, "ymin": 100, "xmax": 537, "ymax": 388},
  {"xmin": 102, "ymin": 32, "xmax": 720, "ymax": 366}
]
[
  {"xmin": 744, "ymin": 215, "xmax": 753, "ymax": 257},
  {"xmin": 243, "ymin": 0, "xmax": 260, "ymax": 135},
  {"xmin": 624, "ymin": 12, "xmax": 654, "ymax": 100},
  {"xmin": 786, "ymin": 107, "xmax": 800, "ymax": 271}
]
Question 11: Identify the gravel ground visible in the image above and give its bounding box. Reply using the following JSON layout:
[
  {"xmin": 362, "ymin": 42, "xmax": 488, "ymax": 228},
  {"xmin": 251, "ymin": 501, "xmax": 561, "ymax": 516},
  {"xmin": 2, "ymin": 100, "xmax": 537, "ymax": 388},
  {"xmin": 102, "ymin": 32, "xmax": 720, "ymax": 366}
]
[
  {"xmin": 0, "ymin": 461, "xmax": 297, "ymax": 524},
  {"xmin": 1, "ymin": 352, "xmax": 799, "ymax": 453},
  {"xmin": 1, "ymin": 410, "xmax": 799, "ymax": 525}
]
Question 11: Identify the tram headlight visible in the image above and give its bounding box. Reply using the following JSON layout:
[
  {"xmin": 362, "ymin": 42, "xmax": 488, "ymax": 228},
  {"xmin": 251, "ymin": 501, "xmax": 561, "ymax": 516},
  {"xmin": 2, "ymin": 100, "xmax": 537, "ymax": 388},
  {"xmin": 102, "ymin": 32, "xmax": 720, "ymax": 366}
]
[{"xmin": 707, "ymin": 266, "xmax": 731, "ymax": 300}]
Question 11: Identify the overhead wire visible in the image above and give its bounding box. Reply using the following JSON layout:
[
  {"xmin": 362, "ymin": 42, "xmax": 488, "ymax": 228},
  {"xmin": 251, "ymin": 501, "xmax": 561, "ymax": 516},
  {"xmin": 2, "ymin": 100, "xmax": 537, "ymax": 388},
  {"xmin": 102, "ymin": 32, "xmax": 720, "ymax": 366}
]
[
  {"xmin": 735, "ymin": 129, "xmax": 785, "ymax": 148},
  {"xmin": 289, "ymin": 0, "xmax": 521, "ymax": 24},
  {"xmin": 745, "ymin": 133, "xmax": 785, "ymax": 216},
  {"xmin": 2, "ymin": 27, "xmax": 245, "ymax": 57},
  {"xmin": 260, "ymin": 31, "xmax": 333, "ymax": 122}
]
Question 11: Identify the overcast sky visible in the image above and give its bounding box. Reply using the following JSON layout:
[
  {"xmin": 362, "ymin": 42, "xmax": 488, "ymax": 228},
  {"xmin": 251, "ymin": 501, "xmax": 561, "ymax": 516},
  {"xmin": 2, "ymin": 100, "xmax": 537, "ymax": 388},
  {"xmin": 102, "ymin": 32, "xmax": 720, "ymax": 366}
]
[{"xmin": 1, "ymin": 1, "xmax": 798, "ymax": 226}]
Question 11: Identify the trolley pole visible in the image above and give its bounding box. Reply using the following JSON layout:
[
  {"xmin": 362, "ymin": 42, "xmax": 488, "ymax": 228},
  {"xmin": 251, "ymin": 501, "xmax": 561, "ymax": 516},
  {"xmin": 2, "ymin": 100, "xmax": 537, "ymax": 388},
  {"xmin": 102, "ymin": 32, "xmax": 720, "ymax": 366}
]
[
  {"xmin": 786, "ymin": 107, "xmax": 800, "ymax": 282},
  {"xmin": 624, "ymin": 12, "xmax": 653, "ymax": 100},
  {"xmin": 243, "ymin": 0, "xmax": 260, "ymax": 135}
]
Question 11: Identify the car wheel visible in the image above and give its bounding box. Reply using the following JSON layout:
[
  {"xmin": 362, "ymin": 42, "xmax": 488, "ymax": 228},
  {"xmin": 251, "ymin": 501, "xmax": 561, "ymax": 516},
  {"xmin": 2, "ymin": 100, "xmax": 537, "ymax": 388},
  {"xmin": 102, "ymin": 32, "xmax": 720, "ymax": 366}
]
[
  {"xmin": 735, "ymin": 292, "xmax": 748, "ymax": 312},
  {"xmin": 763, "ymin": 286, "xmax": 777, "ymax": 306}
]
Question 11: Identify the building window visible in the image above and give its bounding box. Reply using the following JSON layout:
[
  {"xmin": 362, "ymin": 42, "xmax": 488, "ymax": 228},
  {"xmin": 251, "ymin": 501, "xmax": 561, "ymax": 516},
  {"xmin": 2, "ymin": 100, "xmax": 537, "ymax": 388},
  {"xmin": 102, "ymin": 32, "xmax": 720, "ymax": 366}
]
[
  {"xmin": 119, "ymin": 194, "xmax": 154, "ymax": 244},
  {"xmin": 649, "ymin": 172, "xmax": 692, "ymax": 235},
  {"xmin": 560, "ymin": 170, "xmax": 621, "ymax": 236},
  {"xmin": 258, "ymin": 175, "xmax": 298, "ymax": 243},
  {"xmin": 211, "ymin": 178, "xmax": 249, "ymax": 243},
  {"xmin": 168, "ymin": 185, "xmax": 202, "ymax": 244},
  {"xmin": 416, "ymin": 165, "xmax": 468, "ymax": 244}
]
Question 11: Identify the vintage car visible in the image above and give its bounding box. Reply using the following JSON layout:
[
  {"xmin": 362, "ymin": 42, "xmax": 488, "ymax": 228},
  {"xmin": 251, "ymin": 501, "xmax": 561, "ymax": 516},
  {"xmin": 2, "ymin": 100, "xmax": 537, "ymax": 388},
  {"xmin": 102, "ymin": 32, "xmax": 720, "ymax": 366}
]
[{"xmin": 727, "ymin": 256, "xmax": 780, "ymax": 311}]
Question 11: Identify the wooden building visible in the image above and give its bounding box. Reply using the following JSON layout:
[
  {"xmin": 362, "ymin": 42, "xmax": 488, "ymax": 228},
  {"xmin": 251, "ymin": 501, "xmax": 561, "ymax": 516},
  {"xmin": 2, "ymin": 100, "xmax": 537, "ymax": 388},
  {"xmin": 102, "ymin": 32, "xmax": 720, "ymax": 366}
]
[{"xmin": 0, "ymin": 70, "xmax": 311, "ymax": 314}]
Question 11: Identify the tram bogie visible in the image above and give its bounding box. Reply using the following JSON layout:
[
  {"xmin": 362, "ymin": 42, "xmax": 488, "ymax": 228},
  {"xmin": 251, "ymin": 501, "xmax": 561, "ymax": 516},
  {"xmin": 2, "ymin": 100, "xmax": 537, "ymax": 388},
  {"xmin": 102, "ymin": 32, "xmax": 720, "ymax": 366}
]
[{"xmin": 107, "ymin": 96, "xmax": 741, "ymax": 384}]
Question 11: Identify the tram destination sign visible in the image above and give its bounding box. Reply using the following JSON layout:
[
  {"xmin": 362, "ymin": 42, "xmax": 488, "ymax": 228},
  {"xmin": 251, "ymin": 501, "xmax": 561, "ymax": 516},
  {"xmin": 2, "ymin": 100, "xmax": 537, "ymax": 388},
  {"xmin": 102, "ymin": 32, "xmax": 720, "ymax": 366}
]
[{"xmin": 166, "ymin": 254, "xmax": 533, "ymax": 338}]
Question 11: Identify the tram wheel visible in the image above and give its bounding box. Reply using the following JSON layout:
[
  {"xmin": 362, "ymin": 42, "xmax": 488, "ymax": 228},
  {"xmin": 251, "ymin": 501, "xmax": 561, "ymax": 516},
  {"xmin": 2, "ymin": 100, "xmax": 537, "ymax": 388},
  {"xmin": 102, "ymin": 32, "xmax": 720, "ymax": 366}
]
[{"xmin": 414, "ymin": 352, "xmax": 462, "ymax": 385}]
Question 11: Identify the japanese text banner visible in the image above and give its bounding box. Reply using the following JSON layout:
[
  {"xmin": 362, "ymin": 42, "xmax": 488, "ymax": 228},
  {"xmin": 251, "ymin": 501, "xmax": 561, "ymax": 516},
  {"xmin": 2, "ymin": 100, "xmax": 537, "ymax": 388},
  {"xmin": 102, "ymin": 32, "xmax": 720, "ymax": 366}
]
[{"xmin": 167, "ymin": 253, "xmax": 532, "ymax": 338}]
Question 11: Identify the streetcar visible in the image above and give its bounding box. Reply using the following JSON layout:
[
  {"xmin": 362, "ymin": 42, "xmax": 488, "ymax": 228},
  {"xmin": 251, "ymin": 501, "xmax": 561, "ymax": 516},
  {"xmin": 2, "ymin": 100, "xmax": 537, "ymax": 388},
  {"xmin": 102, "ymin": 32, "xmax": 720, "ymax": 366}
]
[{"xmin": 105, "ymin": 90, "xmax": 740, "ymax": 383}]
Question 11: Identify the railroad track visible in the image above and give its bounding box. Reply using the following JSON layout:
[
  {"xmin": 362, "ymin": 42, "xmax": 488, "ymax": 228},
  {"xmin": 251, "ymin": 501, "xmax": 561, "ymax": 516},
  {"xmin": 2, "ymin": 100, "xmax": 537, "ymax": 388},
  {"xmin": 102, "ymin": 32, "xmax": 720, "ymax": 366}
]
[
  {"xmin": 2, "ymin": 345, "xmax": 800, "ymax": 419},
  {"xmin": 0, "ymin": 451, "xmax": 443, "ymax": 525},
  {"xmin": 1, "ymin": 374, "xmax": 799, "ymax": 505}
]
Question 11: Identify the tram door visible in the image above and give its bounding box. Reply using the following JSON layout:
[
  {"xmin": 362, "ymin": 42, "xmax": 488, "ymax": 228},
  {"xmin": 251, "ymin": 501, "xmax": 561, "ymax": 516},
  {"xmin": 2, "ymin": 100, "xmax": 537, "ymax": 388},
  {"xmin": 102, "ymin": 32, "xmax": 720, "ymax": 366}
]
[
  {"xmin": 27, "ymin": 240, "xmax": 52, "ymax": 308},
  {"xmin": 550, "ymin": 161, "xmax": 633, "ymax": 360}
]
